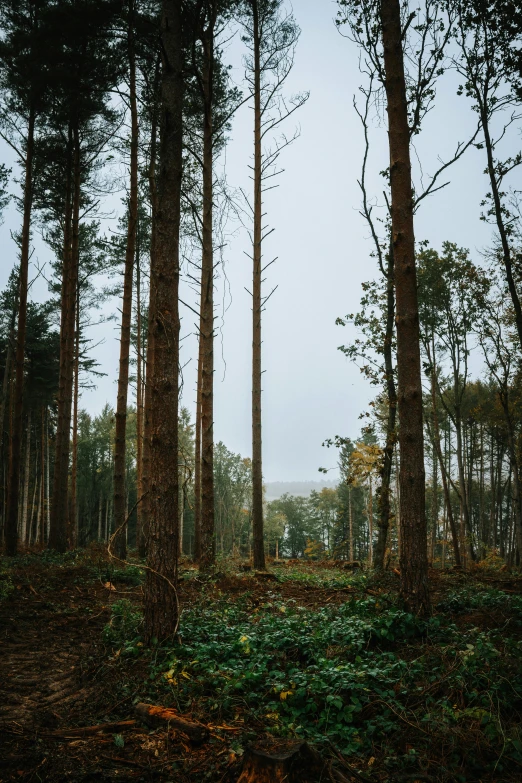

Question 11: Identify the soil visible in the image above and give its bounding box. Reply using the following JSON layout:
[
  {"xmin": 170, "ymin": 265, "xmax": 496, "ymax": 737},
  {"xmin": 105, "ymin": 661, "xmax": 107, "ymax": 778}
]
[{"xmin": 1, "ymin": 552, "xmax": 521, "ymax": 783}]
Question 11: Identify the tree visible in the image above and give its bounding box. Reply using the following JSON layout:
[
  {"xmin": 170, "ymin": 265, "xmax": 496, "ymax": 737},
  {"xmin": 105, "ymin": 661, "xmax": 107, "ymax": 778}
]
[
  {"xmin": 142, "ymin": 0, "xmax": 184, "ymax": 644},
  {"xmin": 337, "ymin": 0, "xmax": 475, "ymax": 575},
  {"xmin": 0, "ymin": 0, "xmax": 49, "ymax": 555},
  {"xmin": 417, "ymin": 243, "xmax": 490, "ymax": 565},
  {"xmin": 187, "ymin": 0, "xmax": 241, "ymax": 570},
  {"xmin": 479, "ymin": 274, "xmax": 522, "ymax": 558},
  {"xmin": 454, "ymin": 0, "xmax": 522, "ymax": 350},
  {"xmin": 113, "ymin": 0, "xmax": 140, "ymax": 562},
  {"xmin": 45, "ymin": 0, "xmax": 121, "ymax": 552},
  {"xmin": 241, "ymin": 0, "xmax": 307, "ymax": 571},
  {"xmin": 378, "ymin": 0, "xmax": 429, "ymax": 613}
]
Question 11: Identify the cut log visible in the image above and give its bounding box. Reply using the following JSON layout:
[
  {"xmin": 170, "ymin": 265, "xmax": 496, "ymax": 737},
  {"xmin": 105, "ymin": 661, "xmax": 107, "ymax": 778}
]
[
  {"xmin": 237, "ymin": 741, "xmax": 322, "ymax": 783},
  {"xmin": 134, "ymin": 702, "xmax": 208, "ymax": 744}
]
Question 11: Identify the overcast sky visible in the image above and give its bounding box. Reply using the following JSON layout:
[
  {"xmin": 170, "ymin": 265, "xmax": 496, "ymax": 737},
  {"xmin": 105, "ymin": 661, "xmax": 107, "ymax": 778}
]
[{"xmin": 0, "ymin": 0, "xmax": 511, "ymax": 482}]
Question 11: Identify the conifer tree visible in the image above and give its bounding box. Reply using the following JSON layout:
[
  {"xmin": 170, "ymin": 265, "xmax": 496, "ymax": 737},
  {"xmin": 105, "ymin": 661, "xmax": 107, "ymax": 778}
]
[
  {"xmin": 42, "ymin": 0, "xmax": 120, "ymax": 551},
  {"xmin": 113, "ymin": 0, "xmax": 140, "ymax": 562},
  {"xmin": 241, "ymin": 0, "xmax": 307, "ymax": 571},
  {"xmin": 0, "ymin": 0, "xmax": 49, "ymax": 555},
  {"xmin": 143, "ymin": 0, "xmax": 184, "ymax": 643}
]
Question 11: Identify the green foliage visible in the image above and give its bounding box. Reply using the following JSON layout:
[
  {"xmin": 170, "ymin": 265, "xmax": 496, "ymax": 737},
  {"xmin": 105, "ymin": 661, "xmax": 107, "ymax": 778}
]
[
  {"xmin": 102, "ymin": 599, "xmax": 142, "ymax": 651},
  {"xmin": 0, "ymin": 563, "xmax": 13, "ymax": 600},
  {"xmin": 103, "ymin": 582, "xmax": 522, "ymax": 775},
  {"xmin": 437, "ymin": 586, "xmax": 522, "ymax": 614},
  {"xmin": 101, "ymin": 565, "xmax": 145, "ymax": 586},
  {"xmin": 275, "ymin": 566, "xmax": 366, "ymax": 590},
  {"xmin": 113, "ymin": 734, "xmax": 125, "ymax": 748}
]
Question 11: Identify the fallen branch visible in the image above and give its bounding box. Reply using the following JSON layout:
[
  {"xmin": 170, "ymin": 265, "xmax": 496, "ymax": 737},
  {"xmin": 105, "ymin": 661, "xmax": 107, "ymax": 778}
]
[
  {"xmin": 42, "ymin": 720, "xmax": 137, "ymax": 738},
  {"xmin": 135, "ymin": 702, "xmax": 208, "ymax": 744}
]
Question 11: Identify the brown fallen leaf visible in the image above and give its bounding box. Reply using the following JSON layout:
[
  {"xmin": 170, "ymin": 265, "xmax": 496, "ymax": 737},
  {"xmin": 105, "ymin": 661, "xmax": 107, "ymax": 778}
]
[{"xmin": 103, "ymin": 582, "xmax": 116, "ymax": 591}]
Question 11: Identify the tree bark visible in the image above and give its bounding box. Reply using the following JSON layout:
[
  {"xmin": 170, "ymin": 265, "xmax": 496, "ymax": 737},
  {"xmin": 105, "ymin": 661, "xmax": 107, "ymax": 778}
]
[
  {"xmin": 198, "ymin": 11, "xmax": 216, "ymax": 571},
  {"xmin": 480, "ymin": 106, "xmax": 522, "ymax": 350},
  {"xmin": 135, "ymin": 214, "xmax": 143, "ymax": 552},
  {"xmin": 143, "ymin": 0, "xmax": 183, "ymax": 643},
  {"xmin": 40, "ymin": 406, "xmax": 45, "ymax": 545},
  {"xmin": 5, "ymin": 106, "xmax": 35, "ymax": 556},
  {"xmin": 21, "ymin": 412, "xmax": 31, "ymax": 545},
  {"xmin": 49, "ymin": 123, "xmax": 80, "ymax": 552},
  {"xmin": 68, "ymin": 284, "xmax": 80, "ymax": 549},
  {"xmin": 140, "ymin": 61, "xmax": 160, "ymax": 560},
  {"xmin": 374, "ymin": 241, "xmax": 397, "ymax": 568},
  {"xmin": 499, "ymin": 393, "xmax": 522, "ymax": 555},
  {"xmin": 113, "ymin": 3, "xmax": 139, "ymax": 562},
  {"xmin": 193, "ymin": 326, "xmax": 203, "ymax": 561},
  {"xmin": 429, "ymin": 366, "xmax": 461, "ymax": 566},
  {"xmin": 251, "ymin": 0, "xmax": 266, "ymax": 572},
  {"xmin": 454, "ymin": 410, "xmax": 474, "ymax": 564},
  {"xmin": 379, "ymin": 0, "xmax": 430, "ymax": 614},
  {"xmin": 237, "ymin": 742, "xmax": 322, "ymax": 783}
]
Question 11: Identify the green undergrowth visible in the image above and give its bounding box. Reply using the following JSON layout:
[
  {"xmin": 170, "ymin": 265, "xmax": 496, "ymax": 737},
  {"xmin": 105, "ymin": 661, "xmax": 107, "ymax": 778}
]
[
  {"xmin": 104, "ymin": 586, "xmax": 522, "ymax": 780},
  {"xmin": 0, "ymin": 562, "xmax": 14, "ymax": 600},
  {"xmin": 274, "ymin": 566, "xmax": 367, "ymax": 589}
]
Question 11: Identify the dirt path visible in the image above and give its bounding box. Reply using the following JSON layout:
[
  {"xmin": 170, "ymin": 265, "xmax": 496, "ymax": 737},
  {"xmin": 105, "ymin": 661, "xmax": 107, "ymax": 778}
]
[{"xmin": 0, "ymin": 561, "xmax": 121, "ymax": 781}]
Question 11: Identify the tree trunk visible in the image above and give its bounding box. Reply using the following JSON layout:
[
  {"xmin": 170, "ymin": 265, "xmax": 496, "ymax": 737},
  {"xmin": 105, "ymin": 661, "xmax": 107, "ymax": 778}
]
[
  {"xmin": 431, "ymin": 436, "xmax": 438, "ymax": 563},
  {"xmin": 426, "ymin": 340, "xmax": 461, "ymax": 566},
  {"xmin": 193, "ymin": 330, "xmax": 203, "ymax": 561},
  {"xmin": 379, "ymin": 0, "xmax": 430, "ymax": 614},
  {"xmin": 500, "ymin": 395, "xmax": 522, "ymax": 555},
  {"xmin": 348, "ymin": 486, "xmax": 354, "ymax": 561},
  {"xmin": 40, "ymin": 407, "xmax": 45, "ymax": 545},
  {"xmin": 199, "ymin": 14, "xmax": 216, "ymax": 571},
  {"xmin": 368, "ymin": 475, "xmax": 373, "ymax": 565},
  {"xmin": 374, "ymin": 241, "xmax": 396, "ymax": 568},
  {"xmin": 143, "ymin": 0, "xmax": 183, "ymax": 643},
  {"xmin": 480, "ymin": 108, "xmax": 522, "ymax": 350},
  {"xmin": 21, "ymin": 412, "xmax": 31, "ymax": 546},
  {"xmin": 237, "ymin": 743, "xmax": 322, "ymax": 783},
  {"xmin": 113, "ymin": 6, "xmax": 139, "ymax": 562},
  {"xmin": 251, "ymin": 0, "xmax": 265, "ymax": 571},
  {"xmin": 135, "ymin": 215, "xmax": 143, "ymax": 553},
  {"xmin": 0, "ymin": 287, "xmax": 18, "ymax": 465},
  {"xmin": 68, "ymin": 284, "xmax": 80, "ymax": 549},
  {"xmin": 46, "ymin": 408, "xmax": 50, "ymax": 541},
  {"xmin": 140, "ymin": 71, "xmax": 159, "ymax": 561},
  {"xmin": 5, "ymin": 107, "xmax": 35, "ymax": 556},
  {"xmin": 49, "ymin": 123, "xmax": 80, "ymax": 552},
  {"xmin": 455, "ymin": 414, "xmax": 475, "ymax": 564}
]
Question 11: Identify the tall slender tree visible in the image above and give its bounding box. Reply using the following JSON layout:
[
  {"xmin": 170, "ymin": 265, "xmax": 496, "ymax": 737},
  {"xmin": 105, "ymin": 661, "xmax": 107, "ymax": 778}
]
[
  {"xmin": 241, "ymin": 0, "xmax": 306, "ymax": 570},
  {"xmin": 45, "ymin": 0, "xmax": 120, "ymax": 551},
  {"xmin": 454, "ymin": 0, "xmax": 522, "ymax": 350},
  {"xmin": 113, "ymin": 0, "xmax": 139, "ymax": 561},
  {"xmin": 0, "ymin": 0, "xmax": 48, "ymax": 556},
  {"xmin": 379, "ymin": 0, "xmax": 430, "ymax": 613},
  {"xmin": 143, "ymin": 0, "xmax": 184, "ymax": 642}
]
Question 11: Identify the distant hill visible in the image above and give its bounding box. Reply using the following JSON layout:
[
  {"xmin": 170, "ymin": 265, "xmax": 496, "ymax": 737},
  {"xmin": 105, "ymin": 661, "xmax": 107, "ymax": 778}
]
[{"xmin": 264, "ymin": 480, "xmax": 337, "ymax": 501}]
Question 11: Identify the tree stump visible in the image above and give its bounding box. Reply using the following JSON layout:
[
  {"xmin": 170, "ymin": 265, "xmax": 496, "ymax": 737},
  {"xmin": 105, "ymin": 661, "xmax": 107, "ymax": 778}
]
[{"xmin": 237, "ymin": 741, "xmax": 322, "ymax": 783}]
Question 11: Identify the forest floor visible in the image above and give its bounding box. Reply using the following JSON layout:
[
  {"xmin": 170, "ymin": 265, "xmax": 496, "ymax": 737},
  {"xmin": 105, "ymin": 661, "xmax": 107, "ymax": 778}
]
[{"xmin": 1, "ymin": 549, "xmax": 522, "ymax": 783}]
